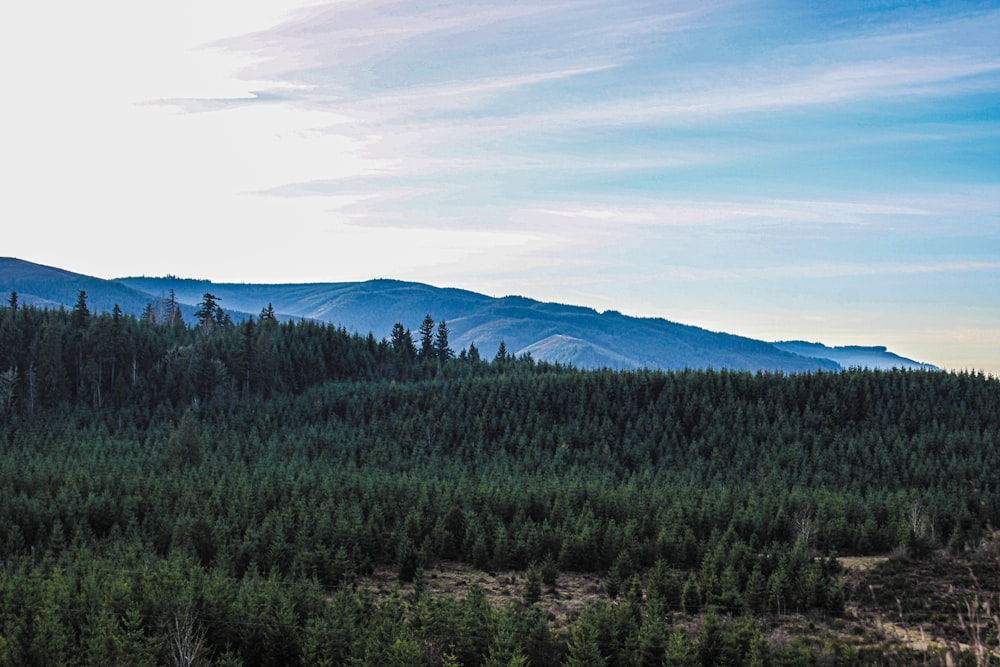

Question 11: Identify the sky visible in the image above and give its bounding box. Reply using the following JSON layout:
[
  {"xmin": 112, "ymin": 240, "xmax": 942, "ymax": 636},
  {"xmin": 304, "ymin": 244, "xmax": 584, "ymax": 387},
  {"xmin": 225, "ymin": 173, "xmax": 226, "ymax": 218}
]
[{"xmin": 2, "ymin": 0, "xmax": 998, "ymax": 373}]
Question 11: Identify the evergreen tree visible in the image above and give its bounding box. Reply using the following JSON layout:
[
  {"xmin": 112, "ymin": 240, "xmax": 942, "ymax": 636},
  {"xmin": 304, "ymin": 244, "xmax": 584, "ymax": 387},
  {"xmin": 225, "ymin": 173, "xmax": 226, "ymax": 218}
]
[
  {"xmin": 663, "ymin": 631, "xmax": 696, "ymax": 667},
  {"xmin": 195, "ymin": 293, "xmax": 220, "ymax": 334},
  {"xmin": 36, "ymin": 313, "xmax": 69, "ymax": 408},
  {"xmin": 484, "ymin": 610, "xmax": 529, "ymax": 667},
  {"xmin": 167, "ymin": 288, "xmax": 183, "ymax": 328},
  {"xmin": 744, "ymin": 565, "xmax": 768, "ymax": 617},
  {"xmin": 390, "ymin": 322, "xmax": 416, "ymax": 368},
  {"xmin": 636, "ymin": 603, "xmax": 668, "ymax": 667},
  {"xmin": 70, "ymin": 289, "xmax": 90, "ymax": 393},
  {"xmin": 564, "ymin": 611, "xmax": 608, "ymax": 667},
  {"xmin": 696, "ymin": 609, "xmax": 723, "ymax": 667},
  {"xmin": 71, "ymin": 289, "xmax": 90, "ymax": 330},
  {"xmin": 0, "ymin": 367, "xmax": 17, "ymax": 419},
  {"xmin": 454, "ymin": 584, "xmax": 494, "ymax": 667},
  {"xmin": 495, "ymin": 340, "xmax": 508, "ymax": 364},
  {"xmin": 523, "ymin": 563, "xmax": 543, "ymax": 605},
  {"xmin": 435, "ymin": 320, "xmax": 454, "ymax": 362},
  {"xmin": 418, "ymin": 314, "xmax": 436, "ymax": 360},
  {"xmin": 234, "ymin": 318, "xmax": 256, "ymax": 398},
  {"xmin": 169, "ymin": 408, "xmax": 204, "ymax": 468},
  {"xmin": 681, "ymin": 573, "xmax": 701, "ymax": 615}
]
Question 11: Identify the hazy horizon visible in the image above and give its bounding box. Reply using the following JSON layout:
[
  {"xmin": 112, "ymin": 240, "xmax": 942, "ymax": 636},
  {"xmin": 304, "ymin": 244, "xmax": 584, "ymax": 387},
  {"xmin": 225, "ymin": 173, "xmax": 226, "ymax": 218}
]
[{"xmin": 2, "ymin": 1, "xmax": 998, "ymax": 373}]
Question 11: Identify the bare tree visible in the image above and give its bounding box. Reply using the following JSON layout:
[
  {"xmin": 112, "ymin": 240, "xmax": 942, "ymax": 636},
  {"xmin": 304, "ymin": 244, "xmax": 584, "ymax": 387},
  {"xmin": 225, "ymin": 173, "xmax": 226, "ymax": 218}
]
[
  {"xmin": 951, "ymin": 531, "xmax": 1000, "ymax": 666},
  {"xmin": 907, "ymin": 500, "xmax": 927, "ymax": 539},
  {"xmin": 169, "ymin": 612, "xmax": 206, "ymax": 667},
  {"xmin": 794, "ymin": 505, "xmax": 816, "ymax": 548},
  {"xmin": 0, "ymin": 367, "xmax": 17, "ymax": 418}
]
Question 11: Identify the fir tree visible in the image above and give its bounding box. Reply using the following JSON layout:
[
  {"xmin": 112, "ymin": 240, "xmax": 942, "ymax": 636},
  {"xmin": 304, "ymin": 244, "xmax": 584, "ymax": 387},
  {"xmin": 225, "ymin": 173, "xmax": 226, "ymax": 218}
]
[
  {"xmin": 435, "ymin": 320, "xmax": 453, "ymax": 362},
  {"xmin": 418, "ymin": 314, "xmax": 435, "ymax": 360}
]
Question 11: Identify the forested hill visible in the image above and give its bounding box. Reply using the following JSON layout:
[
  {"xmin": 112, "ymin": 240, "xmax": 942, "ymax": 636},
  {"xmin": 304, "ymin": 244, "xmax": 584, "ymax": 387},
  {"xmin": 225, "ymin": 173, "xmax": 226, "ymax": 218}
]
[
  {"xmin": 1, "ymin": 257, "xmax": 936, "ymax": 372},
  {"xmin": 0, "ymin": 289, "xmax": 998, "ymax": 663}
]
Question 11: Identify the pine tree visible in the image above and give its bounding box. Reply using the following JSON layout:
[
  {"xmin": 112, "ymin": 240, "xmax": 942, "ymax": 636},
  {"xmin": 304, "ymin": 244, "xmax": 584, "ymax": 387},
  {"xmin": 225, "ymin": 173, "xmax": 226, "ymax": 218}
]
[
  {"xmin": 234, "ymin": 318, "xmax": 256, "ymax": 398},
  {"xmin": 435, "ymin": 320, "xmax": 453, "ymax": 362},
  {"xmin": 663, "ymin": 630, "xmax": 696, "ymax": 667},
  {"xmin": 390, "ymin": 322, "xmax": 416, "ymax": 366},
  {"xmin": 696, "ymin": 610, "xmax": 723, "ymax": 667},
  {"xmin": 70, "ymin": 289, "xmax": 90, "ymax": 330},
  {"xmin": 495, "ymin": 341, "xmax": 509, "ymax": 366},
  {"xmin": 0, "ymin": 368, "xmax": 17, "ymax": 419},
  {"xmin": 195, "ymin": 293, "xmax": 220, "ymax": 334},
  {"xmin": 36, "ymin": 313, "xmax": 69, "ymax": 408},
  {"xmin": 418, "ymin": 315, "xmax": 436, "ymax": 360},
  {"xmin": 744, "ymin": 565, "xmax": 768, "ymax": 617},
  {"xmin": 166, "ymin": 288, "xmax": 183, "ymax": 328},
  {"xmin": 169, "ymin": 408, "xmax": 204, "ymax": 468},
  {"xmin": 636, "ymin": 602, "xmax": 668, "ymax": 667},
  {"xmin": 484, "ymin": 610, "xmax": 529, "ymax": 667},
  {"xmin": 564, "ymin": 612, "xmax": 608, "ymax": 667},
  {"xmin": 70, "ymin": 289, "xmax": 90, "ymax": 393}
]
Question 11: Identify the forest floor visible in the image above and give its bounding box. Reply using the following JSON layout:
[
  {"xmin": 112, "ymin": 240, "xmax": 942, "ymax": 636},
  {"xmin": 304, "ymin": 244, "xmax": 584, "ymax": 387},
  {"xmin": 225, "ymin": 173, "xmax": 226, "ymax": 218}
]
[
  {"xmin": 361, "ymin": 549, "xmax": 1000, "ymax": 664},
  {"xmin": 366, "ymin": 561, "xmax": 606, "ymax": 626},
  {"xmin": 838, "ymin": 548, "xmax": 1000, "ymax": 662}
]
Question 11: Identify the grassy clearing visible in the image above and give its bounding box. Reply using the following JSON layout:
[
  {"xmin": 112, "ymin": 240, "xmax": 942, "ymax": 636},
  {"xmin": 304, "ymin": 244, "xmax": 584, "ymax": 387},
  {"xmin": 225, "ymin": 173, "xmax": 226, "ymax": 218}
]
[
  {"xmin": 360, "ymin": 550, "xmax": 1000, "ymax": 664},
  {"xmin": 365, "ymin": 561, "xmax": 606, "ymax": 627}
]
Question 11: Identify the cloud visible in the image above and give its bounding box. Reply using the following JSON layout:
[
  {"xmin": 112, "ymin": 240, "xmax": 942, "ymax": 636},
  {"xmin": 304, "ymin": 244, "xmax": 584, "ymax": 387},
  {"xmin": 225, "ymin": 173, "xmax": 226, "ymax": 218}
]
[
  {"xmin": 174, "ymin": 0, "xmax": 998, "ymax": 229},
  {"xmin": 705, "ymin": 260, "xmax": 1000, "ymax": 282},
  {"xmin": 520, "ymin": 196, "xmax": 935, "ymax": 230}
]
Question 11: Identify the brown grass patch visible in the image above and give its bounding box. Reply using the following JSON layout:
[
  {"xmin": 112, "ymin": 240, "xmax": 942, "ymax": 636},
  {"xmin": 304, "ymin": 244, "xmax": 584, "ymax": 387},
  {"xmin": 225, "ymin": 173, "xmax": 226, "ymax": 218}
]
[
  {"xmin": 362, "ymin": 561, "xmax": 606, "ymax": 627},
  {"xmin": 357, "ymin": 552, "xmax": 1000, "ymax": 663}
]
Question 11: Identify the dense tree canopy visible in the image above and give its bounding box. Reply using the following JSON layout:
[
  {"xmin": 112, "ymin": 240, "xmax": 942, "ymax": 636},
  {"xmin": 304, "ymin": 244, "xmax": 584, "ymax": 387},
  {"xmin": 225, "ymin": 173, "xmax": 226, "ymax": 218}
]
[{"xmin": 0, "ymin": 296, "xmax": 998, "ymax": 664}]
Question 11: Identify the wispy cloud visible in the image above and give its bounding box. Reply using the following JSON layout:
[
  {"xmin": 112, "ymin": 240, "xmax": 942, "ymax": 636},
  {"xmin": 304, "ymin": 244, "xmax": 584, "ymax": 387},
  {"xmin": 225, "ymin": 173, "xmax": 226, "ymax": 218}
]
[
  {"xmin": 182, "ymin": 1, "xmax": 998, "ymax": 228},
  {"xmin": 663, "ymin": 260, "xmax": 1000, "ymax": 282},
  {"xmin": 523, "ymin": 197, "xmax": 935, "ymax": 228}
]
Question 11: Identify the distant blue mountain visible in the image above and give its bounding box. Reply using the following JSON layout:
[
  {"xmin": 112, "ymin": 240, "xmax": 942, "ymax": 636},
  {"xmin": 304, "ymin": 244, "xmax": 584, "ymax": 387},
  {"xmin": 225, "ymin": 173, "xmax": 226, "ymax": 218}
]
[
  {"xmin": 0, "ymin": 257, "xmax": 159, "ymax": 316},
  {"xmin": 771, "ymin": 341, "xmax": 938, "ymax": 371},
  {"xmin": 0, "ymin": 257, "xmax": 938, "ymax": 373}
]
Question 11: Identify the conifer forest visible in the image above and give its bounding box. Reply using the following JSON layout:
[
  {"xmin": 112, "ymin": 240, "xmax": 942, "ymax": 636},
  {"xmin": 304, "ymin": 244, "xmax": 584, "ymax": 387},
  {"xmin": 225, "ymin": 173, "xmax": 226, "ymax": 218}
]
[{"xmin": 1, "ymin": 291, "xmax": 999, "ymax": 665}]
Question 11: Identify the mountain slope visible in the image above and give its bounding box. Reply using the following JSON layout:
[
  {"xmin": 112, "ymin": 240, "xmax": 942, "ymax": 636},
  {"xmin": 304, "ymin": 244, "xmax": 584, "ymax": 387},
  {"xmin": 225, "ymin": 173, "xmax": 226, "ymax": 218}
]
[
  {"xmin": 772, "ymin": 341, "xmax": 939, "ymax": 371},
  {"xmin": 0, "ymin": 257, "xmax": 158, "ymax": 315},
  {"xmin": 0, "ymin": 257, "xmax": 936, "ymax": 372},
  {"xmin": 446, "ymin": 298, "xmax": 840, "ymax": 372},
  {"xmin": 115, "ymin": 276, "xmax": 492, "ymax": 335},
  {"xmin": 118, "ymin": 278, "xmax": 837, "ymax": 372}
]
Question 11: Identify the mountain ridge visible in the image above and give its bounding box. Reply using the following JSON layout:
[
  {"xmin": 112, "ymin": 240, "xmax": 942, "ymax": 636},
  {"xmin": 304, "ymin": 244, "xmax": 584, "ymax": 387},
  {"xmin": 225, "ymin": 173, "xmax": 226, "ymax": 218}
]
[{"xmin": 0, "ymin": 257, "xmax": 936, "ymax": 372}]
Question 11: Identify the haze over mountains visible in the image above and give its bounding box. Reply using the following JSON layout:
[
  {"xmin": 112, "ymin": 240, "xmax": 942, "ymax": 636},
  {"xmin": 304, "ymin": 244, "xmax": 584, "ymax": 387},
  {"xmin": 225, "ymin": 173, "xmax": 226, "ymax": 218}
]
[{"xmin": 0, "ymin": 257, "xmax": 937, "ymax": 373}]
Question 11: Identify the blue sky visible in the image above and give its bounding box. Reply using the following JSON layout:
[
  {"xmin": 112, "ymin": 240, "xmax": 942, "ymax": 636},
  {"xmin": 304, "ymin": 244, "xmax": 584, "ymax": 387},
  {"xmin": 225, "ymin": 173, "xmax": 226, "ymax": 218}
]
[{"xmin": 2, "ymin": 0, "xmax": 998, "ymax": 372}]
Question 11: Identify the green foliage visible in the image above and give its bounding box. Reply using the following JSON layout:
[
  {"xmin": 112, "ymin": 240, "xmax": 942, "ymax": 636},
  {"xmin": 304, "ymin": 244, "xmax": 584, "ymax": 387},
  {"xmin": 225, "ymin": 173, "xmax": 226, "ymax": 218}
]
[
  {"xmin": 563, "ymin": 612, "xmax": 608, "ymax": 666},
  {"xmin": 168, "ymin": 408, "xmax": 203, "ymax": 468},
  {"xmin": 435, "ymin": 320, "xmax": 454, "ymax": 362},
  {"xmin": 524, "ymin": 563, "xmax": 543, "ymax": 605},
  {"xmin": 1, "ymin": 298, "xmax": 1000, "ymax": 663}
]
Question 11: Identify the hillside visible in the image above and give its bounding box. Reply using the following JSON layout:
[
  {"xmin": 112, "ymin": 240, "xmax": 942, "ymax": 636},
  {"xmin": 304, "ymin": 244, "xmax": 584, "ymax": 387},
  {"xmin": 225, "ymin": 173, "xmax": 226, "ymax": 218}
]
[
  {"xmin": 0, "ymin": 307, "xmax": 997, "ymax": 664},
  {"xmin": 0, "ymin": 257, "xmax": 938, "ymax": 372},
  {"xmin": 0, "ymin": 281, "xmax": 998, "ymax": 664},
  {"xmin": 0, "ymin": 257, "xmax": 156, "ymax": 316},
  {"xmin": 772, "ymin": 340, "xmax": 939, "ymax": 371},
  {"xmin": 111, "ymin": 276, "xmax": 838, "ymax": 372}
]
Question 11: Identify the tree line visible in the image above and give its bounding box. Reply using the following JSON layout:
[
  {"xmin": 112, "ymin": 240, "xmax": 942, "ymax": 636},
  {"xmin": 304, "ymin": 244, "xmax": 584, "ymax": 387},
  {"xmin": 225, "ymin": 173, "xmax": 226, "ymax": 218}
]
[{"xmin": 0, "ymin": 291, "xmax": 526, "ymax": 416}]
